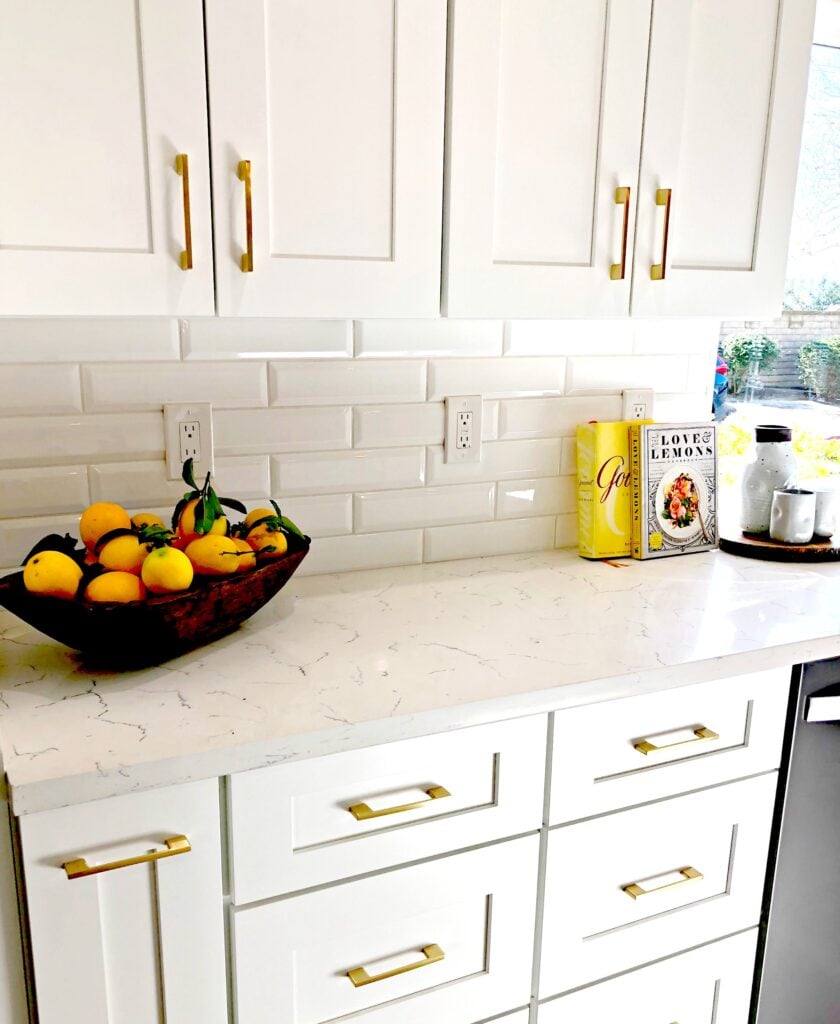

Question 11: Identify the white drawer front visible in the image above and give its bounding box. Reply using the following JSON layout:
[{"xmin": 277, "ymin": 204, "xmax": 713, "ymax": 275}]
[
  {"xmin": 234, "ymin": 836, "xmax": 538, "ymax": 1024},
  {"xmin": 550, "ymin": 668, "xmax": 789, "ymax": 823},
  {"xmin": 538, "ymin": 929, "xmax": 758, "ymax": 1023},
  {"xmin": 229, "ymin": 716, "xmax": 546, "ymax": 902},
  {"xmin": 540, "ymin": 773, "xmax": 777, "ymax": 995}
]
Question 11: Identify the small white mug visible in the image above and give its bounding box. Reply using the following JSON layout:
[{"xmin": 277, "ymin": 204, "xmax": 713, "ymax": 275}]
[
  {"xmin": 770, "ymin": 488, "xmax": 816, "ymax": 544},
  {"xmin": 814, "ymin": 489, "xmax": 838, "ymax": 539}
]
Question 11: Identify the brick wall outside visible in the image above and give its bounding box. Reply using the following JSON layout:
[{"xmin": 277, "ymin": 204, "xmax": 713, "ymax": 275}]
[{"xmin": 720, "ymin": 311, "xmax": 840, "ymax": 390}]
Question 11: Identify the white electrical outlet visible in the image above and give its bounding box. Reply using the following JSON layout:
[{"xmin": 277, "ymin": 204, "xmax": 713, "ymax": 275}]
[
  {"xmin": 165, "ymin": 403, "xmax": 214, "ymax": 480},
  {"xmin": 445, "ymin": 395, "xmax": 482, "ymax": 463},
  {"xmin": 622, "ymin": 388, "xmax": 655, "ymax": 421}
]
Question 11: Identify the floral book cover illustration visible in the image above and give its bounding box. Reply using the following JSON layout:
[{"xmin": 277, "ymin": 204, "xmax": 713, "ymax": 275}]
[{"xmin": 630, "ymin": 423, "xmax": 718, "ymax": 559}]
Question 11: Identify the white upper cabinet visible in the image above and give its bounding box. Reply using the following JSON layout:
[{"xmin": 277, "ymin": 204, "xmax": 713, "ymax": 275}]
[
  {"xmin": 445, "ymin": 0, "xmax": 651, "ymax": 318},
  {"xmin": 631, "ymin": 0, "xmax": 817, "ymax": 317},
  {"xmin": 206, "ymin": 0, "xmax": 447, "ymax": 317},
  {"xmin": 0, "ymin": 0, "xmax": 214, "ymax": 316}
]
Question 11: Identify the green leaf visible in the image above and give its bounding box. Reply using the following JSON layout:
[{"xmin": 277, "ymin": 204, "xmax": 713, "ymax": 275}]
[
  {"xmin": 270, "ymin": 499, "xmax": 282, "ymax": 517},
  {"xmin": 21, "ymin": 533, "xmax": 85, "ymax": 567},
  {"xmin": 219, "ymin": 496, "xmax": 247, "ymax": 514},
  {"xmin": 194, "ymin": 497, "xmax": 207, "ymax": 535},
  {"xmin": 280, "ymin": 515, "xmax": 305, "ymax": 540},
  {"xmin": 171, "ymin": 497, "xmax": 188, "ymax": 532},
  {"xmin": 181, "ymin": 458, "xmax": 198, "ymax": 491}
]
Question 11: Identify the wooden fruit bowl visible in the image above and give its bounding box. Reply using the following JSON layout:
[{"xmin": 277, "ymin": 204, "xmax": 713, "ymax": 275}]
[{"xmin": 0, "ymin": 542, "xmax": 309, "ymax": 666}]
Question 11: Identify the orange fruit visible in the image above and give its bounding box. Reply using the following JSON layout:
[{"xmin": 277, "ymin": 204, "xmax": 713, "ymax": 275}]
[
  {"xmin": 131, "ymin": 512, "xmax": 165, "ymax": 531},
  {"xmin": 97, "ymin": 533, "xmax": 149, "ymax": 575},
  {"xmin": 247, "ymin": 524, "xmax": 288, "ymax": 559},
  {"xmin": 85, "ymin": 572, "xmax": 146, "ymax": 604},
  {"xmin": 176, "ymin": 498, "xmax": 228, "ymax": 544},
  {"xmin": 243, "ymin": 507, "xmax": 274, "ymax": 530},
  {"xmin": 231, "ymin": 536, "xmax": 257, "ymax": 572},
  {"xmin": 23, "ymin": 551, "xmax": 83, "ymax": 599},
  {"xmin": 79, "ymin": 502, "xmax": 131, "ymax": 551},
  {"xmin": 185, "ymin": 535, "xmax": 241, "ymax": 575},
  {"xmin": 140, "ymin": 546, "xmax": 194, "ymax": 594}
]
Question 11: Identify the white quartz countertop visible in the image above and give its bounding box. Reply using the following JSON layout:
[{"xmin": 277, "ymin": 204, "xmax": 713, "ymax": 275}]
[{"xmin": 1, "ymin": 548, "xmax": 839, "ymax": 815}]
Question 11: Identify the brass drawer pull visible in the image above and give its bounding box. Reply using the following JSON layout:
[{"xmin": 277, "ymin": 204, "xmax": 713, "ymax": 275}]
[
  {"xmin": 650, "ymin": 187, "xmax": 672, "ymax": 280},
  {"xmin": 238, "ymin": 159, "xmax": 254, "ymax": 272},
  {"xmin": 610, "ymin": 186, "xmax": 631, "ymax": 281},
  {"xmin": 174, "ymin": 154, "xmax": 193, "ymax": 270},
  {"xmin": 63, "ymin": 835, "xmax": 191, "ymax": 879},
  {"xmin": 348, "ymin": 785, "xmax": 451, "ymax": 821},
  {"xmin": 347, "ymin": 943, "xmax": 445, "ymax": 987},
  {"xmin": 624, "ymin": 865, "xmax": 702, "ymax": 900},
  {"xmin": 634, "ymin": 726, "xmax": 719, "ymax": 755}
]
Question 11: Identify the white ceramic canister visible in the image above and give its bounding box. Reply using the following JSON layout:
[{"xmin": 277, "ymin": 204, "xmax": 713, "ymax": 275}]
[
  {"xmin": 769, "ymin": 488, "xmax": 816, "ymax": 544},
  {"xmin": 740, "ymin": 424, "xmax": 797, "ymax": 533},
  {"xmin": 800, "ymin": 479, "xmax": 839, "ymax": 538}
]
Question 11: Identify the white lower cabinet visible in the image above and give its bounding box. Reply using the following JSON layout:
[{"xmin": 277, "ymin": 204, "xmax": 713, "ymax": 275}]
[
  {"xmin": 537, "ymin": 929, "xmax": 758, "ymax": 1023},
  {"xmin": 233, "ymin": 836, "xmax": 539, "ymax": 1024}
]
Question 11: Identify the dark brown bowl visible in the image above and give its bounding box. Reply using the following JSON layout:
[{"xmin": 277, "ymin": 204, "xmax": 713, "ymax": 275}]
[{"xmin": 0, "ymin": 542, "xmax": 309, "ymax": 666}]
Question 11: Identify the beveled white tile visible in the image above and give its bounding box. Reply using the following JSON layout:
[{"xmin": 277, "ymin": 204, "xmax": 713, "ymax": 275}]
[
  {"xmin": 215, "ymin": 407, "xmax": 351, "ymax": 456},
  {"xmin": 297, "ymin": 530, "xmax": 423, "ymax": 576},
  {"xmin": 185, "ymin": 319, "xmax": 352, "ymax": 360},
  {"xmin": 654, "ymin": 393, "xmax": 715, "ymax": 423},
  {"xmin": 355, "ymin": 483, "xmax": 495, "ymax": 533},
  {"xmin": 688, "ymin": 351, "xmax": 717, "ymax": 398},
  {"xmin": 426, "ymin": 439, "xmax": 562, "ymax": 486},
  {"xmin": 423, "ymin": 516, "xmax": 556, "ymax": 563},
  {"xmin": 632, "ymin": 319, "xmax": 721, "ymax": 355},
  {"xmin": 499, "ymin": 396, "xmax": 622, "ymax": 440},
  {"xmin": 0, "ymin": 365, "xmax": 82, "ymax": 414},
  {"xmin": 270, "ymin": 494, "xmax": 353, "ymax": 538},
  {"xmin": 483, "ymin": 400, "xmax": 500, "ymax": 441},
  {"xmin": 497, "ymin": 477, "xmax": 576, "ymax": 519},
  {"xmin": 0, "ymin": 466, "xmax": 90, "ymax": 518},
  {"xmin": 565, "ymin": 355, "xmax": 688, "ymax": 395},
  {"xmin": 89, "ymin": 457, "xmax": 270, "ymax": 507},
  {"xmin": 355, "ymin": 319, "xmax": 503, "ymax": 357},
  {"xmin": 504, "ymin": 320, "xmax": 634, "ymax": 356},
  {"xmin": 0, "ymin": 319, "xmax": 179, "ymax": 363},
  {"xmin": 271, "ymin": 448, "xmax": 425, "ymax": 496},
  {"xmin": 0, "ymin": 514, "xmax": 82, "ymax": 570},
  {"xmin": 353, "ymin": 404, "xmax": 444, "ymax": 448},
  {"xmin": 555, "ymin": 513, "xmax": 578, "ymax": 548},
  {"xmin": 560, "ymin": 437, "xmax": 577, "ymax": 476},
  {"xmin": 0, "ymin": 413, "xmax": 164, "ymax": 469},
  {"xmin": 269, "ymin": 360, "xmax": 426, "ymax": 407},
  {"xmin": 82, "ymin": 362, "xmax": 268, "ymax": 412},
  {"xmin": 428, "ymin": 358, "xmax": 566, "ymax": 401}
]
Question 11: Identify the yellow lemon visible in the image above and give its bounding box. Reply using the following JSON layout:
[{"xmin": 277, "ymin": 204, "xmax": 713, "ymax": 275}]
[
  {"xmin": 97, "ymin": 533, "xmax": 149, "ymax": 575},
  {"xmin": 177, "ymin": 498, "xmax": 228, "ymax": 544},
  {"xmin": 185, "ymin": 535, "xmax": 241, "ymax": 575},
  {"xmin": 231, "ymin": 536, "xmax": 257, "ymax": 572},
  {"xmin": 23, "ymin": 551, "xmax": 83, "ymax": 599},
  {"xmin": 243, "ymin": 507, "xmax": 274, "ymax": 530},
  {"xmin": 247, "ymin": 524, "xmax": 288, "ymax": 559},
  {"xmin": 79, "ymin": 502, "xmax": 131, "ymax": 551},
  {"xmin": 85, "ymin": 572, "xmax": 146, "ymax": 604},
  {"xmin": 131, "ymin": 512, "xmax": 165, "ymax": 532},
  {"xmin": 140, "ymin": 546, "xmax": 194, "ymax": 594}
]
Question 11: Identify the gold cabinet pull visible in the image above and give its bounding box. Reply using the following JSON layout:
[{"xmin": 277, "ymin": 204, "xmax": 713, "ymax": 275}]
[
  {"xmin": 347, "ymin": 943, "xmax": 445, "ymax": 987},
  {"xmin": 238, "ymin": 159, "xmax": 254, "ymax": 272},
  {"xmin": 174, "ymin": 154, "xmax": 193, "ymax": 270},
  {"xmin": 624, "ymin": 865, "xmax": 702, "ymax": 900},
  {"xmin": 63, "ymin": 835, "xmax": 191, "ymax": 880},
  {"xmin": 610, "ymin": 186, "xmax": 631, "ymax": 281},
  {"xmin": 348, "ymin": 785, "xmax": 451, "ymax": 821},
  {"xmin": 634, "ymin": 726, "xmax": 719, "ymax": 755},
  {"xmin": 650, "ymin": 187, "xmax": 672, "ymax": 280}
]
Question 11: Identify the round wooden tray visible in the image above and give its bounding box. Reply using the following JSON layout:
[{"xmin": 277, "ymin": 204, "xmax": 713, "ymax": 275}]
[{"xmin": 719, "ymin": 531, "xmax": 840, "ymax": 562}]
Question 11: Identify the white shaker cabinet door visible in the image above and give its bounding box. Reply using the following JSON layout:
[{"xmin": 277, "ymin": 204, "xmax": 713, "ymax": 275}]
[
  {"xmin": 631, "ymin": 0, "xmax": 817, "ymax": 318},
  {"xmin": 0, "ymin": 0, "xmax": 214, "ymax": 316},
  {"xmin": 19, "ymin": 780, "xmax": 227, "ymax": 1024},
  {"xmin": 206, "ymin": 0, "xmax": 446, "ymax": 317},
  {"xmin": 444, "ymin": 0, "xmax": 651, "ymax": 317}
]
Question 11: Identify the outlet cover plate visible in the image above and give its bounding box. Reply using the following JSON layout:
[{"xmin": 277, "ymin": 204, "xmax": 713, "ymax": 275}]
[
  {"xmin": 445, "ymin": 395, "xmax": 482, "ymax": 463},
  {"xmin": 621, "ymin": 388, "xmax": 655, "ymax": 421},
  {"xmin": 165, "ymin": 402, "xmax": 214, "ymax": 480}
]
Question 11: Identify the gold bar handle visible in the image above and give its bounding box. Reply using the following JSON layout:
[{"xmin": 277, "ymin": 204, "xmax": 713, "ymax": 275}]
[
  {"xmin": 650, "ymin": 187, "xmax": 672, "ymax": 280},
  {"xmin": 635, "ymin": 726, "xmax": 719, "ymax": 756},
  {"xmin": 347, "ymin": 943, "xmax": 445, "ymax": 987},
  {"xmin": 175, "ymin": 154, "xmax": 193, "ymax": 270},
  {"xmin": 348, "ymin": 785, "xmax": 451, "ymax": 821},
  {"xmin": 624, "ymin": 865, "xmax": 702, "ymax": 900},
  {"xmin": 610, "ymin": 186, "xmax": 631, "ymax": 281},
  {"xmin": 238, "ymin": 159, "xmax": 254, "ymax": 272},
  {"xmin": 63, "ymin": 835, "xmax": 191, "ymax": 880}
]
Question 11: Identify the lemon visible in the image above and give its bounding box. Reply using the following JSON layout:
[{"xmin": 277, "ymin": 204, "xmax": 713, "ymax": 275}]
[
  {"xmin": 79, "ymin": 502, "xmax": 131, "ymax": 551},
  {"xmin": 177, "ymin": 498, "xmax": 228, "ymax": 544},
  {"xmin": 231, "ymin": 536, "xmax": 257, "ymax": 572},
  {"xmin": 247, "ymin": 524, "xmax": 288, "ymax": 559},
  {"xmin": 98, "ymin": 533, "xmax": 149, "ymax": 575},
  {"xmin": 131, "ymin": 512, "xmax": 165, "ymax": 531},
  {"xmin": 185, "ymin": 535, "xmax": 241, "ymax": 575},
  {"xmin": 85, "ymin": 572, "xmax": 146, "ymax": 604},
  {"xmin": 140, "ymin": 547, "xmax": 194, "ymax": 594},
  {"xmin": 23, "ymin": 551, "xmax": 83, "ymax": 599},
  {"xmin": 243, "ymin": 507, "xmax": 274, "ymax": 530}
]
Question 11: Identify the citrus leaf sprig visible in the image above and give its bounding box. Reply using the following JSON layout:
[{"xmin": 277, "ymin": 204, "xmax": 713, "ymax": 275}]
[
  {"xmin": 172, "ymin": 458, "xmax": 247, "ymax": 536},
  {"xmin": 21, "ymin": 533, "xmax": 86, "ymax": 568},
  {"xmin": 243, "ymin": 500, "xmax": 305, "ymax": 541}
]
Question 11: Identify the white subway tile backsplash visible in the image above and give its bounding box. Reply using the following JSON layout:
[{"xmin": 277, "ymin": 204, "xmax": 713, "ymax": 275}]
[
  {"xmin": 215, "ymin": 407, "xmax": 351, "ymax": 456},
  {"xmin": 560, "ymin": 437, "xmax": 577, "ymax": 476},
  {"xmin": 423, "ymin": 516, "xmax": 556, "ymax": 563},
  {"xmin": 0, "ymin": 413, "xmax": 164, "ymax": 469},
  {"xmin": 272, "ymin": 448, "xmax": 426, "ymax": 496},
  {"xmin": 632, "ymin": 319, "xmax": 721, "ymax": 355},
  {"xmin": 0, "ymin": 319, "xmax": 179, "ymax": 363},
  {"xmin": 185, "ymin": 319, "xmax": 352, "ymax": 360},
  {"xmin": 82, "ymin": 362, "xmax": 268, "ymax": 412},
  {"xmin": 356, "ymin": 319, "xmax": 503, "ymax": 358},
  {"xmin": 355, "ymin": 483, "xmax": 495, "ymax": 533},
  {"xmin": 270, "ymin": 360, "xmax": 426, "ymax": 407},
  {"xmin": 272, "ymin": 494, "xmax": 353, "ymax": 538},
  {"xmin": 496, "ymin": 477, "xmax": 576, "ymax": 519},
  {"xmin": 483, "ymin": 400, "xmax": 500, "ymax": 441},
  {"xmin": 0, "ymin": 365, "xmax": 82, "ymax": 415},
  {"xmin": 565, "ymin": 355, "xmax": 688, "ymax": 395},
  {"xmin": 89, "ymin": 457, "xmax": 270, "ymax": 507},
  {"xmin": 498, "ymin": 396, "xmax": 622, "ymax": 440},
  {"xmin": 354, "ymin": 403, "xmax": 444, "ymax": 448},
  {"xmin": 555, "ymin": 513, "xmax": 577, "ymax": 548},
  {"xmin": 0, "ymin": 465, "xmax": 89, "ymax": 518},
  {"xmin": 428, "ymin": 358, "xmax": 566, "ymax": 401},
  {"xmin": 427, "ymin": 439, "xmax": 562, "ymax": 486},
  {"xmin": 505, "ymin": 320, "xmax": 634, "ymax": 356},
  {"xmin": 297, "ymin": 530, "xmax": 423, "ymax": 576},
  {"xmin": 653, "ymin": 393, "xmax": 715, "ymax": 423},
  {"xmin": 0, "ymin": 514, "xmax": 83, "ymax": 570}
]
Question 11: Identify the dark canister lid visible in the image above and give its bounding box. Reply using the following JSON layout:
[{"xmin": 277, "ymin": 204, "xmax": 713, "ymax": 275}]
[{"xmin": 755, "ymin": 424, "xmax": 792, "ymax": 443}]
